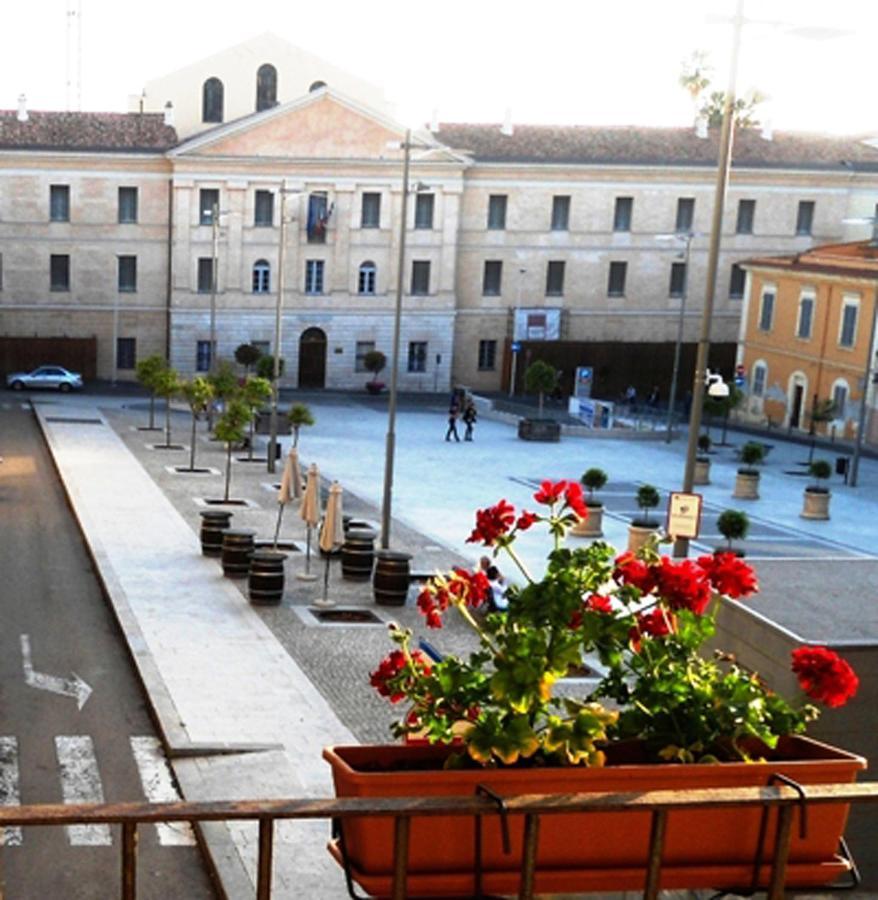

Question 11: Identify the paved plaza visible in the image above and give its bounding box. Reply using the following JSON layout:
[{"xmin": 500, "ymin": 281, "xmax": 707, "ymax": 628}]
[{"xmin": 11, "ymin": 388, "xmax": 877, "ymax": 898}]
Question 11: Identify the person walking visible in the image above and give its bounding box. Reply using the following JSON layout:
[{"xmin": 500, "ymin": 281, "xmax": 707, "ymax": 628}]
[
  {"xmin": 445, "ymin": 400, "xmax": 461, "ymax": 442},
  {"xmin": 462, "ymin": 400, "xmax": 477, "ymax": 441}
]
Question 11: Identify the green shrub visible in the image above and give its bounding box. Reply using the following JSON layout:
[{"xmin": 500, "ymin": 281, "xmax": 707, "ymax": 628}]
[
  {"xmin": 580, "ymin": 467, "xmax": 608, "ymax": 504},
  {"xmin": 809, "ymin": 459, "xmax": 832, "ymax": 491},
  {"xmin": 739, "ymin": 441, "xmax": 765, "ymax": 471},
  {"xmin": 634, "ymin": 484, "xmax": 660, "ymax": 526},
  {"xmin": 717, "ymin": 509, "xmax": 750, "ymax": 548}
]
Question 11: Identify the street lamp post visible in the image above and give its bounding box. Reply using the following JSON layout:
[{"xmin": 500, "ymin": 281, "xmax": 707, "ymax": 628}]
[
  {"xmin": 850, "ymin": 285, "xmax": 878, "ymax": 486},
  {"xmin": 674, "ymin": 0, "xmax": 744, "ymax": 558},
  {"xmin": 509, "ymin": 268, "xmax": 526, "ymax": 398},
  {"xmin": 380, "ymin": 129, "xmax": 412, "ymax": 550},
  {"xmin": 206, "ymin": 202, "xmax": 222, "ymax": 430}
]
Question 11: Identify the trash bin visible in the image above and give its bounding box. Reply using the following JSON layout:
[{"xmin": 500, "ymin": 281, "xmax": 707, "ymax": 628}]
[{"xmin": 836, "ymin": 457, "xmax": 850, "ymax": 484}]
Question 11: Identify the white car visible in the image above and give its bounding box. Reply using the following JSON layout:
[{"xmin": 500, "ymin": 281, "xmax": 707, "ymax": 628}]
[{"xmin": 6, "ymin": 365, "xmax": 84, "ymax": 392}]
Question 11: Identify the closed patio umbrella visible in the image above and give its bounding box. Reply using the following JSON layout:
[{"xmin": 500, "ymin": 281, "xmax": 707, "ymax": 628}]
[
  {"xmin": 315, "ymin": 481, "xmax": 344, "ymax": 608},
  {"xmin": 273, "ymin": 447, "xmax": 303, "ymax": 548},
  {"xmin": 296, "ymin": 463, "xmax": 321, "ymax": 581}
]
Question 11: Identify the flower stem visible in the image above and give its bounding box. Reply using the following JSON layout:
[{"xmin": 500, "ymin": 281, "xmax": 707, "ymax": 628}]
[
  {"xmin": 503, "ymin": 544, "xmax": 534, "ymax": 584},
  {"xmin": 455, "ymin": 601, "xmax": 501, "ymax": 655}
]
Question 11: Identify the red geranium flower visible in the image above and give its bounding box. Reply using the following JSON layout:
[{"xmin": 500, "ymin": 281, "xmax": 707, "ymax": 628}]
[
  {"xmin": 629, "ymin": 608, "xmax": 674, "ymax": 652},
  {"xmin": 516, "ymin": 510, "xmax": 539, "ymax": 531},
  {"xmin": 697, "ymin": 553, "xmax": 758, "ymax": 599},
  {"xmin": 533, "ymin": 480, "xmax": 567, "ymax": 505},
  {"xmin": 791, "ymin": 646, "xmax": 859, "ymax": 708},
  {"xmin": 586, "ymin": 593, "xmax": 613, "ymax": 614},
  {"xmin": 564, "ymin": 481, "xmax": 589, "ymax": 520},
  {"xmin": 613, "ymin": 552, "xmax": 657, "ymax": 594},
  {"xmin": 369, "ymin": 649, "xmax": 431, "ymax": 702},
  {"xmin": 467, "ymin": 499, "xmax": 516, "ymax": 546},
  {"xmin": 654, "ymin": 557, "xmax": 712, "ymax": 615}
]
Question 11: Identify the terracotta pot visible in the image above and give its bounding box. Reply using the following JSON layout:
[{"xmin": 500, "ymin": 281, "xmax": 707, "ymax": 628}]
[
  {"xmin": 627, "ymin": 522, "xmax": 658, "ymax": 553},
  {"xmin": 570, "ymin": 502, "xmax": 603, "ymax": 537},
  {"xmin": 693, "ymin": 457, "xmax": 711, "ymax": 486},
  {"xmin": 801, "ymin": 488, "xmax": 831, "ymax": 520},
  {"xmin": 324, "ymin": 738, "xmax": 863, "ymax": 897},
  {"xmin": 733, "ymin": 470, "xmax": 760, "ymax": 500}
]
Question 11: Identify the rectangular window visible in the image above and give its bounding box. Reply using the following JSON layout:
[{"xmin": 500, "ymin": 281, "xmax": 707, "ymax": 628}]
[
  {"xmin": 669, "ymin": 262, "xmax": 687, "ymax": 298},
  {"xmin": 758, "ymin": 290, "xmax": 775, "ymax": 331},
  {"xmin": 305, "ymin": 259, "xmax": 325, "ymax": 294},
  {"xmin": 796, "ymin": 200, "xmax": 815, "ymax": 236},
  {"xmin": 407, "ymin": 341, "xmax": 427, "ymax": 373},
  {"xmin": 118, "ymin": 187, "xmax": 138, "ymax": 224},
  {"xmin": 118, "ymin": 255, "xmax": 137, "ymax": 292},
  {"xmin": 50, "ymin": 254, "xmax": 70, "ymax": 291},
  {"xmin": 797, "ymin": 295, "xmax": 814, "ymax": 339},
  {"xmin": 839, "ymin": 299, "xmax": 858, "ymax": 348},
  {"xmin": 254, "ymin": 190, "xmax": 274, "ymax": 226},
  {"xmin": 358, "ymin": 263, "xmax": 376, "ymax": 295},
  {"xmin": 551, "ymin": 195, "xmax": 570, "ymax": 231},
  {"xmin": 482, "ymin": 260, "xmax": 503, "ymax": 296},
  {"xmin": 199, "ymin": 189, "xmax": 219, "ymax": 225},
  {"xmin": 355, "ymin": 340, "xmax": 375, "ymax": 373},
  {"xmin": 613, "ymin": 197, "xmax": 633, "ymax": 232},
  {"xmin": 361, "ymin": 192, "xmax": 381, "ymax": 228},
  {"xmin": 252, "ymin": 262, "xmax": 270, "ymax": 293},
  {"xmin": 414, "ymin": 193, "xmax": 434, "ymax": 229},
  {"xmin": 832, "ymin": 383, "xmax": 848, "ymax": 416},
  {"xmin": 546, "ymin": 260, "xmax": 565, "ymax": 296},
  {"xmin": 478, "ymin": 339, "xmax": 497, "ymax": 371},
  {"xmin": 608, "ymin": 261, "xmax": 627, "ymax": 296},
  {"xmin": 752, "ymin": 365, "xmax": 766, "ymax": 397},
  {"xmin": 736, "ymin": 199, "xmax": 756, "ymax": 234},
  {"xmin": 487, "ymin": 194, "xmax": 507, "ymax": 230},
  {"xmin": 196, "ymin": 340, "xmax": 212, "ymax": 372},
  {"xmin": 307, "ymin": 192, "xmax": 329, "ymax": 243},
  {"xmin": 729, "ymin": 263, "xmax": 746, "ymax": 299},
  {"xmin": 116, "ymin": 337, "xmax": 136, "ymax": 371},
  {"xmin": 50, "ymin": 185, "xmax": 70, "ymax": 222},
  {"xmin": 411, "ymin": 260, "xmax": 430, "ymax": 295},
  {"xmin": 197, "ymin": 257, "xmax": 214, "ymax": 293},
  {"xmin": 675, "ymin": 197, "xmax": 695, "ymax": 233}
]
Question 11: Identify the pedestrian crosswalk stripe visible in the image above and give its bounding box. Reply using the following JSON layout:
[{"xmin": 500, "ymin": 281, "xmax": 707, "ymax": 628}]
[
  {"xmin": 55, "ymin": 736, "xmax": 112, "ymax": 846},
  {"xmin": 130, "ymin": 736, "xmax": 195, "ymax": 846},
  {"xmin": 0, "ymin": 736, "xmax": 22, "ymax": 847}
]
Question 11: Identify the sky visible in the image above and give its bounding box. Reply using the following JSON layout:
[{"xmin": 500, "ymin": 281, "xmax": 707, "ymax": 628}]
[{"xmin": 1, "ymin": 0, "xmax": 876, "ymax": 135}]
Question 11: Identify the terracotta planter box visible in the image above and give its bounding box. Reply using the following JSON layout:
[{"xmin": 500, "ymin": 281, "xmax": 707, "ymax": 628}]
[
  {"xmin": 801, "ymin": 488, "xmax": 831, "ymax": 520},
  {"xmin": 693, "ymin": 458, "xmax": 711, "ymax": 486},
  {"xmin": 570, "ymin": 503, "xmax": 603, "ymax": 537},
  {"xmin": 733, "ymin": 470, "xmax": 760, "ymax": 500},
  {"xmin": 324, "ymin": 738, "xmax": 863, "ymax": 897},
  {"xmin": 627, "ymin": 522, "xmax": 658, "ymax": 553}
]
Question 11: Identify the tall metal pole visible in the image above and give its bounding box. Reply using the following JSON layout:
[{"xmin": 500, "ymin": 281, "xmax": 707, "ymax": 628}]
[
  {"xmin": 510, "ymin": 268, "xmax": 525, "ymax": 397},
  {"xmin": 380, "ymin": 130, "xmax": 411, "ymax": 550},
  {"xmin": 268, "ymin": 189, "xmax": 289, "ymax": 475},
  {"xmin": 665, "ymin": 233, "xmax": 694, "ymax": 443},
  {"xmin": 674, "ymin": 0, "xmax": 744, "ymax": 558},
  {"xmin": 207, "ymin": 202, "xmax": 219, "ymax": 430},
  {"xmin": 850, "ymin": 284, "xmax": 878, "ymax": 486}
]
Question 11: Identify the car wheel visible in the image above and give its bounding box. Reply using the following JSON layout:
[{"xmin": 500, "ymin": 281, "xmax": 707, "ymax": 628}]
[
  {"xmin": 10, "ymin": 381, "xmax": 24, "ymax": 391},
  {"xmin": 59, "ymin": 383, "xmax": 71, "ymax": 393}
]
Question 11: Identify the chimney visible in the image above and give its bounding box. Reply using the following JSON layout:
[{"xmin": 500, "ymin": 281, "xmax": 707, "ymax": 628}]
[
  {"xmin": 500, "ymin": 108, "xmax": 513, "ymax": 137},
  {"xmin": 695, "ymin": 116, "xmax": 708, "ymax": 139},
  {"xmin": 760, "ymin": 120, "xmax": 773, "ymax": 141},
  {"xmin": 17, "ymin": 94, "xmax": 28, "ymax": 123},
  {"xmin": 429, "ymin": 108, "xmax": 439, "ymax": 133},
  {"xmin": 163, "ymin": 101, "xmax": 174, "ymax": 127}
]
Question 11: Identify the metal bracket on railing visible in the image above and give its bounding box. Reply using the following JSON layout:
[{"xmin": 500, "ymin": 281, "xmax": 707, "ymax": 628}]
[
  {"xmin": 768, "ymin": 773, "xmax": 809, "ymax": 839},
  {"xmin": 332, "ymin": 818, "xmax": 370, "ymax": 900},
  {"xmin": 471, "ymin": 784, "xmax": 512, "ymax": 900},
  {"xmin": 833, "ymin": 837, "xmax": 862, "ymax": 891},
  {"xmin": 475, "ymin": 784, "xmax": 511, "ymax": 854}
]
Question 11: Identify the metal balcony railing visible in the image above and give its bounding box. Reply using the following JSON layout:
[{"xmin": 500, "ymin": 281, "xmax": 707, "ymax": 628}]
[{"xmin": 0, "ymin": 781, "xmax": 876, "ymax": 900}]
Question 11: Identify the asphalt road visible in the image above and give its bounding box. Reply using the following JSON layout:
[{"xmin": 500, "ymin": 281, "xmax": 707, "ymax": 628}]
[{"xmin": 0, "ymin": 398, "xmax": 216, "ymax": 899}]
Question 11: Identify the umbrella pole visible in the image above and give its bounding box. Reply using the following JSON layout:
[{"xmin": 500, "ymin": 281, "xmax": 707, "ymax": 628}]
[
  {"xmin": 273, "ymin": 503, "xmax": 285, "ymax": 550},
  {"xmin": 313, "ymin": 555, "xmax": 335, "ymax": 608},
  {"xmin": 296, "ymin": 525, "xmax": 318, "ymax": 581}
]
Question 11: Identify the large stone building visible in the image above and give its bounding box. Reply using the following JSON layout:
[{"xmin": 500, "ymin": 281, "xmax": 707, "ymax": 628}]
[{"xmin": 3, "ymin": 34, "xmax": 878, "ymax": 398}]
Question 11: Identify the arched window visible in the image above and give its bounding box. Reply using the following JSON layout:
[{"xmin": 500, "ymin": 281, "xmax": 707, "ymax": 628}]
[
  {"xmin": 751, "ymin": 361, "xmax": 767, "ymax": 397},
  {"xmin": 358, "ymin": 261, "xmax": 376, "ymax": 296},
  {"xmin": 256, "ymin": 64, "xmax": 278, "ymax": 111},
  {"xmin": 309, "ymin": 80, "xmax": 327, "ymax": 93},
  {"xmin": 252, "ymin": 259, "xmax": 270, "ymax": 294},
  {"xmin": 831, "ymin": 379, "xmax": 850, "ymax": 421},
  {"xmin": 202, "ymin": 77, "xmax": 224, "ymax": 123}
]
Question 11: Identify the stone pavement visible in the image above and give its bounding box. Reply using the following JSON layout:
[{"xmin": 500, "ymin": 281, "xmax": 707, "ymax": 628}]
[{"xmin": 27, "ymin": 389, "xmax": 878, "ymax": 898}]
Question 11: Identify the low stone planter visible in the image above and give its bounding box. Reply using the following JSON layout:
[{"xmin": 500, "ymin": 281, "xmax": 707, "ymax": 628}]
[
  {"xmin": 732, "ymin": 470, "xmax": 760, "ymax": 500},
  {"xmin": 627, "ymin": 522, "xmax": 658, "ymax": 554},
  {"xmin": 801, "ymin": 488, "xmax": 831, "ymax": 520},
  {"xmin": 570, "ymin": 503, "xmax": 603, "ymax": 538},
  {"xmin": 518, "ymin": 418, "xmax": 561, "ymax": 442},
  {"xmin": 693, "ymin": 458, "xmax": 711, "ymax": 486}
]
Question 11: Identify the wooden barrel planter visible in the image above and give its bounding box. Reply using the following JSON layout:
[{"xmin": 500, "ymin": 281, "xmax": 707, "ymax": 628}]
[
  {"xmin": 341, "ymin": 528, "xmax": 377, "ymax": 582},
  {"xmin": 248, "ymin": 550, "xmax": 287, "ymax": 605},
  {"xmin": 199, "ymin": 510, "xmax": 232, "ymax": 556},
  {"xmin": 373, "ymin": 550, "xmax": 412, "ymax": 606},
  {"xmin": 221, "ymin": 528, "xmax": 256, "ymax": 579}
]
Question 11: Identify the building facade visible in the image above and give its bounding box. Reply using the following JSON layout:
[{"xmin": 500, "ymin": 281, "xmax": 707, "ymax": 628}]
[
  {"xmin": 738, "ymin": 241, "xmax": 878, "ymax": 444},
  {"xmin": 3, "ymin": 35, "xmax": 878, "ymax": 397}
]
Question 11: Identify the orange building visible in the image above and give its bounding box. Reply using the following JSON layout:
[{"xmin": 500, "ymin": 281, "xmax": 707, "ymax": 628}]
[{"xmin": 738, "ymin": 240, "xmax": 878, "ymax": 445}]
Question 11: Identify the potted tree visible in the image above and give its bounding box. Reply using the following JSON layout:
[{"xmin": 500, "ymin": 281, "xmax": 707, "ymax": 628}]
[
  {"xmin": 325, "ymin": 482, "xmax": 862, "ymax": 898},
  {"xmin": 806, "ymin": 399, "xmax": 836, "ymax": 464},
  {"xmin": 207, "ymin": 361, "xmax": 238, "ymax": 433},
  {"xmin": 238, "ymin": 375, "xmax": 272, "ymax": 461},
  {"xmin": 802, "ymin": 458, "xmax": 832, "ymax": 520},
  {"xmin": 571, "ymin": 467, "xmax": 607, "ymax": 537},
  {"xmin": 627, "ymin": 483, "xmax": 660, "ymax": 552},
  {"xmin": 178, "ymin": 376, "xmax": 214, "ymax": 473},
  {"xmin": 134, "ymin": 354, "xmax": 166, "ymax": 432},
  {"xmin": 363, "ymin": 350, "xmax": 387, "ymax": 394},
  {"xmin": 716, "ymin": 508, "xmax": 749, "ymax": 556},
  {"xmin": 733, "ymin": 441, "xmax": 765, "ymax": 500},
  {"xmin": 288, "ymin": 402, "xmax": 315, "ymax": 448},
  {"xmin": 694, "ymin": 434, "xmax": 712, "ymax": 485},
  {"xmin": 234, "ymin": 342, "xmax": 262, "ymax": 376},
  {"xmin": 153, "ymin": 366, "xmax": 181, "ymax": 450},
  {"xmin": 214, "ymin": 399, "xmax": 251, "ymax": 503},
  {"xmin": 254, "ymin": 355, "xmax": 289, "ymax": 434},
  {"xmin": 518, "ymin": 359, "xmax": 561, "ymax": 441}
]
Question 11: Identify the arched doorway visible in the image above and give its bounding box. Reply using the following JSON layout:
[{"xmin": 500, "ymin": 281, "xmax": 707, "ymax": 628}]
[{"xmin": 298, "ymin": 327, "xmax": 327, "ymax": 388}]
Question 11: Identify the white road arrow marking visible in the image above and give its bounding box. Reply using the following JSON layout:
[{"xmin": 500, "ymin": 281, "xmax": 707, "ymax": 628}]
[{"xmin": 20, "ymin": 634, "xmax": 92, "ymax": 710}]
